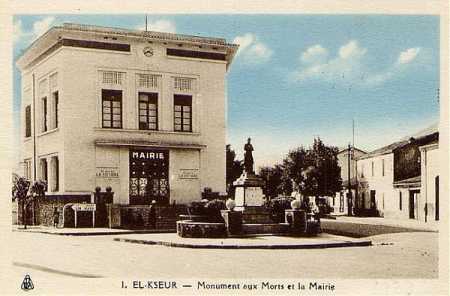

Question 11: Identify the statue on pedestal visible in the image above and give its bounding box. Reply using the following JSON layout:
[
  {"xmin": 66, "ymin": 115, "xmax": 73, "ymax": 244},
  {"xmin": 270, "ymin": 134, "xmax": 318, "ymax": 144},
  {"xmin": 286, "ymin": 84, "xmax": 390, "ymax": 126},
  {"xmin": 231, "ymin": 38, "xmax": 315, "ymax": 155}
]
[{"xmin": 244, "ymin": 138, "xmax": 254, "ymax": 174}]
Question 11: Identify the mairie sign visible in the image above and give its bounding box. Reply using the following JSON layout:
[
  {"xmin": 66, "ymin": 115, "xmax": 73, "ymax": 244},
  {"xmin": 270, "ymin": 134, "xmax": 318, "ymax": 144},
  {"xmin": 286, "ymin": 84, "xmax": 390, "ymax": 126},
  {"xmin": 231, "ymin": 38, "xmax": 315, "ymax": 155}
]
[{"xmin": 72, "ymin": 203, "xmax": 96, "ymax": 211}]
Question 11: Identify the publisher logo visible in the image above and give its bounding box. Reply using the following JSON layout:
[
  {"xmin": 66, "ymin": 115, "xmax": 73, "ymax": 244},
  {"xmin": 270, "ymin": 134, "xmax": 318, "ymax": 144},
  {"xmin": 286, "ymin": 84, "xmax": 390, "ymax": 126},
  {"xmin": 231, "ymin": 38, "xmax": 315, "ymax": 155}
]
[{"xmin": 21, "ymin": 275, "xmax": 34, "ymax": 291}]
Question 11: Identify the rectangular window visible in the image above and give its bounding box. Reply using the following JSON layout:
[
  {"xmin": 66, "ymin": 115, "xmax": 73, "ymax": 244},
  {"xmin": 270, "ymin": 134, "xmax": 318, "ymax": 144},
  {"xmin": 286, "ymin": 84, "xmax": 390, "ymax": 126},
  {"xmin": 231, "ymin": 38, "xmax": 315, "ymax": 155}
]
[
  {"xmin": 137, "ymin": 74, "xmax": 160, "ymax": 89},
  {"xmin": 399, "ymin": 191, "xmax": 402, "ymax": 210},
  {"xmin": 174, "ymin": 77, "xmax": 194, "ymax": 92},
  {"xmin": 102, "ymin": 71, "xmax": 124, "ymax": 85},
  {"xmin": 25, "ymin": 105, "xmax": 31, "ymax": 138},
  {"xmin": 382, "ymin": 159, "xmax": 385, "ymax": 177},
  {"xmin": 174, "ymin": 95, "xmax": 192, "ymax": 132},
  {"xmin": 51, "ymin": 156, "xmax": 59, "ymax": 192},
  {"xmin": 24, "ymin": 159, "xmax": 32, "ymax": 180},
  {"xmin": 102, "ymin": 89, "xmax": 122, "ymax": 129},
  {"xmin": 371, "ymin": 161, "xmax": 374, "ymax": 177},
  {"xmin": 52, "ymin": 91, "xmax": 59, "ymax": 129},
  {"xmin": 361, "ymin": 164, "xmax": 365, "ymax": 178},
  {"xmin": 138, "ymin": 93, "xmax": 158, "ymax": 130},
  {"xmin": 42, "ymin": 97, "xmax": 48, "ymax": 132},
  {"xmin": 40, "ymin": 158, "xmax": 48, "ymax": 185}
]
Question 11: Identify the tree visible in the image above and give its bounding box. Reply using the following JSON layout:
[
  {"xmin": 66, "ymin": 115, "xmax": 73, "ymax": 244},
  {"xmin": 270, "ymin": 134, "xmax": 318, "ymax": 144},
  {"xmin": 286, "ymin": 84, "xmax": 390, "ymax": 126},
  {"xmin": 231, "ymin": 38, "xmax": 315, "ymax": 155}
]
[
  {"xmin": 283, "ymin": 138, "xmax": 342, "ymax": 198},
  {"xmin": 12, "ymin": 175, "xmax": 47, "ymax": 229},
  {"xmin": 226, "ymin": 144, "xmax": 243, "ymax": 194},
  {"xmin": 259, "ymin": 164, "xmax": 293, "ymax": 198},
  {"xmin": 259, "ymin": 165, "xmax": 283, "ymax": 198},
  {"xmin": 12, "ymin": 175, "xmax": 31, "ymax": 229}
]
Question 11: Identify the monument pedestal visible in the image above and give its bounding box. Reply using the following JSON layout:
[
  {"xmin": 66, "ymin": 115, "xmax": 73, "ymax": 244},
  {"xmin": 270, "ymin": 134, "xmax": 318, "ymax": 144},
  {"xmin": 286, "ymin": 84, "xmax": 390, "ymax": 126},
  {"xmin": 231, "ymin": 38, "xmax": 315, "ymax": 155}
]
[
  {"xmin": 233, "ymin": 172, "xmax": 273, "ymax": 224},
  {"xmin": 233, "ymin": 172, "xmax": 265, "ymax": 209}
]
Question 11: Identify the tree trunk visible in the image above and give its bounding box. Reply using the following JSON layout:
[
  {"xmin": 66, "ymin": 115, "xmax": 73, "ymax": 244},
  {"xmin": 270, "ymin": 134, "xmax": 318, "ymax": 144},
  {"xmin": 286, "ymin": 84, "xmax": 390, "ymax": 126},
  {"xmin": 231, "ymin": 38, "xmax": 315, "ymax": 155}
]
[{"xmin": 22, "ymin": 201, "xmax": 27, "ymax": 229}]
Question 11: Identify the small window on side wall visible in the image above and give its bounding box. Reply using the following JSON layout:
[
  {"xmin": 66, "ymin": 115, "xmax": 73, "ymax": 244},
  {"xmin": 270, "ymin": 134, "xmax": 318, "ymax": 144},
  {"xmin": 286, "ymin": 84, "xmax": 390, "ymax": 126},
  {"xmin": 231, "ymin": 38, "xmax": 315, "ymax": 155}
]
[{"xmin": 25, "ymin": 105, "xmax": 31, "ymax": 138}]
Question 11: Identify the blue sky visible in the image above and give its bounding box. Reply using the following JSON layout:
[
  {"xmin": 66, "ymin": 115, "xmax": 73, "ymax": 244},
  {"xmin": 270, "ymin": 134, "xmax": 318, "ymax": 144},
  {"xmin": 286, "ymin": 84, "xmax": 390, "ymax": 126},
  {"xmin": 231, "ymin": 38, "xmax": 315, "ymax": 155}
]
[{"xmin": 13, "ymin": 14, "xmax": 439, "ymax": 168}]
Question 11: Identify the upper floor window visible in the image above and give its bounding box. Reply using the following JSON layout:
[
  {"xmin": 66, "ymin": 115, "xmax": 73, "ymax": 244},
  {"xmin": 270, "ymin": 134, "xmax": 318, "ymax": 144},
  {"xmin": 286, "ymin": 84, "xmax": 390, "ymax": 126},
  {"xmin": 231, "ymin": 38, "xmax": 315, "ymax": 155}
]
[
  {"xmin": 52, "ymin": 91, "xmax": 59, "ymax": 129},
  {"xmin": 174, "ymin": 95, "xmax": 192, "ymax": 132},
  {"xmin": 102, "ymin": 89, "xmax": 122, "ymax": 129},
  {"xmin": 25, "ymin": 105, "xmax": 31, "ymax": 138},
  {"xmin": 381, "ymin": 159, "xmax": 385, "ymax": 177},
  {"xmin": 139, "ymin": 93, "xmax": 158, "ymax": 130},
  {"xmin": 360, "ymin": 164, "xmax": 365, "ymax": 178},
  {"xmin": 174, "ymin": 77, "xmax": 194, "ymax": 92},
  {"xmin": 371, "ymin": 161, "xmax": 374, "ymax": 177},
  {"xmin": 41, "ymin": 97, "xmax": 48, "ymax": 132},
  {"xmin": 137, "ymin": 74, "xmax": 160, "ymax": 89},
  {"xmin": 102, "ymin": 71, "xmax": 124, "ymax": 85}
]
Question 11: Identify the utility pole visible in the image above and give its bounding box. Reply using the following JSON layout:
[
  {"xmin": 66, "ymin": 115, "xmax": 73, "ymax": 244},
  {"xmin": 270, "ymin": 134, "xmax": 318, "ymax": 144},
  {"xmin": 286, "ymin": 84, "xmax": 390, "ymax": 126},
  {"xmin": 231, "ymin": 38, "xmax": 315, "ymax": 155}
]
[
  {"xmin": 347, "ymin": 143, "xmax": 352, "ymax": 216},
  {"xmin": 145, "ymin": 15, "xmax": 148, "ymax": 32}
]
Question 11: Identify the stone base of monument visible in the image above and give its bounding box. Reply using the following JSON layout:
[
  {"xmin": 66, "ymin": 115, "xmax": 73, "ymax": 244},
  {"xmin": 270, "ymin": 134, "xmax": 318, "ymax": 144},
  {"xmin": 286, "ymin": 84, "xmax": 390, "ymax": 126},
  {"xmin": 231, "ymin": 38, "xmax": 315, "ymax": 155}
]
[
  {"xmin": 239, "ymin": 206, "xmax": 274, "ymax": 224},
  {"xmin": 233, "ymin": 172, "xmax": 274, "ymax": 224}
]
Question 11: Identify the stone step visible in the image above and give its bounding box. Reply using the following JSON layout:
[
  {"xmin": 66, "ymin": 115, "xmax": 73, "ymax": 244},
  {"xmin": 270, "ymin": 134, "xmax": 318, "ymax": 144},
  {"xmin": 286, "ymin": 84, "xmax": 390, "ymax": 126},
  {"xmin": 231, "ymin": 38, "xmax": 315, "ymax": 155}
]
[
  {"xmin": 241, "ymin": 223, "xmax": 289, "ymax": 235},
  {"xmin": 242, "ymin": 214, "xmax": 274, "ymax": 224}
]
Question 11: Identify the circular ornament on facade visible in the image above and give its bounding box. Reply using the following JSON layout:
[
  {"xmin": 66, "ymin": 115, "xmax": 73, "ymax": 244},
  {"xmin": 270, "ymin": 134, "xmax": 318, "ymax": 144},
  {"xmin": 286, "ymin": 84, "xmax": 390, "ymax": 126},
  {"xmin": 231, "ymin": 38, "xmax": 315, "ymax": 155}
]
[{"xmin": 143, "ymin": 47, "xmax": 154, "ymax": 57}]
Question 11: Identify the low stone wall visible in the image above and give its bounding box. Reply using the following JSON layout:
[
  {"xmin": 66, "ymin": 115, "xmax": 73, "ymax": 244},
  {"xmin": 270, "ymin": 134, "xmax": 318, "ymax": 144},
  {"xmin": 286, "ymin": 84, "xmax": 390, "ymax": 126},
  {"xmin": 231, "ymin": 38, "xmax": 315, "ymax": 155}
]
[
  {"xmin": 107, "ymin": 204, "xmax": 187, "ymax": 230},
  {"xmin": 39, "ymin": 195, "xmax": 91, "ymax": 227},
  {"xmin": 17, "ymin": 195, "xmax": 91, "ymax": 227},
  {"xmin": 177, "ymin": 220, "xmax": 227, "ymax": 238}
]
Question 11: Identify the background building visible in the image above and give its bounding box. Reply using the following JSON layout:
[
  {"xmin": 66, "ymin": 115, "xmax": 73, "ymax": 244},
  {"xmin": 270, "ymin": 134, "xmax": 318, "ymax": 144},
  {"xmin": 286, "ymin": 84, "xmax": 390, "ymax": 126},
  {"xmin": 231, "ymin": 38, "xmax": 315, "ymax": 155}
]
[
  {"xmin": 356, "ymin": 125, "xmax": 439, "ymax": 222},
  {"xmin": 332, "ymin": 146, "xmax": 367, "ymax": 214},
  {"xmin": 17, "ymin": 23, "xmax": 238, "ymax": 210}
]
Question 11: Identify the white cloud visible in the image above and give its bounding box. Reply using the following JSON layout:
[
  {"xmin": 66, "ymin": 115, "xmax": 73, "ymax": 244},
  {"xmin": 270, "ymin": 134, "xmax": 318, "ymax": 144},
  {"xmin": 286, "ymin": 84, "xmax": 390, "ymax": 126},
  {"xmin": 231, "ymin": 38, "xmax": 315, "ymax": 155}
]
[
  {"xmin": 14, "ymin": 17, "xmax": 56, "ymax": 45},
  {"xmin": 32, "ymin": 16, "xmax": 55, "ymax": 38},
  {"xmin": 136, "ymin": 19, "xmax": 176, "ymax": 33},
  {"xmin": 300, "ymin": 44, "xmax": 328, "ymax": 64},
  {"xmin": 13, "ymin": 20, "xmax": 27, "ymax": 43},
  {"xmin": 233, "ymin": 33, "xmax": 272, "ymax": 64},
  {"xmin": 338, "ymin": 40, "xmax": 367, "ymax": 59},
  {"xmin": 293, "ymin": 40, "xmax": 422, "ymax": 87},
  {"xmin": 397, "ymin": 47, "xmax": 421, "ymax": 64}
]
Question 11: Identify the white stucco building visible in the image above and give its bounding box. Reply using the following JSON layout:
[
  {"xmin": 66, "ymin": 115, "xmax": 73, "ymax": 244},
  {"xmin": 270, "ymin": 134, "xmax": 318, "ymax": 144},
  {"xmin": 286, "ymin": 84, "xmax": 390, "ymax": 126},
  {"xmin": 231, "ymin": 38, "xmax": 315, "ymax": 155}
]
[
  {"xmin": 356, "ymin": 127, "xmax": 439, "ymax": 222},
  {"xmin": 357, "ymin": 143, "xmax": 401, "ymax": 217},
  {"xmin": 17, "ymin": 23, "xmax": 238, "ymax": 206}
]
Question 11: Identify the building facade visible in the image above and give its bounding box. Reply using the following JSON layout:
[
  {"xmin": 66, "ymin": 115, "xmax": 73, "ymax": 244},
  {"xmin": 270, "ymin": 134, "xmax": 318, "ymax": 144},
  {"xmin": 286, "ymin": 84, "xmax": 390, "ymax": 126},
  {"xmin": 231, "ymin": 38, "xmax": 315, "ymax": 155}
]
[
  {"xmin": 355, "ymin": 144, "xmax": 400, "ymax": 217},
  {"xmin": 17, "ymin": 23, "xmax": 238, "ymax": 206},
  {"xmin": 332, "ymin": 147, "xmax": 367, "ymax": 214},
  {"xmin": 356, "ymin": 129, "xmax": 439, "ymax": 222}
]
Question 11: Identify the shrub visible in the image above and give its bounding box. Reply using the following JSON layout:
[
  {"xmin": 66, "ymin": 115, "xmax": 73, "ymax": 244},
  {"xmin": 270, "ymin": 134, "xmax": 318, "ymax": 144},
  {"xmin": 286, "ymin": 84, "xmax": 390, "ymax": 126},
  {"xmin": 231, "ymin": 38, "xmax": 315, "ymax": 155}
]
[
  {"xmin": 204, "ymin": 199, "xmax": 226, "ymax": 222},
  {"xmin": 264, "ymin": 196, "xmax": 293, "ymax": 223},
  {"xmin": 188, "ymin": 201, "xmax": 208, "ymax": 216}
]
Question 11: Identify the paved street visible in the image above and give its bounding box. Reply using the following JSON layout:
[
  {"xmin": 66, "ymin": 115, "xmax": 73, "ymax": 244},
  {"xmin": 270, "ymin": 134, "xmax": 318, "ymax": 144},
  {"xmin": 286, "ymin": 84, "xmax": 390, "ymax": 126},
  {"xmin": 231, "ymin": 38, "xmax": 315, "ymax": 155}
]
[{"xmin": 11, "ymin": 231, "xmax": 438, "ymax": 279}]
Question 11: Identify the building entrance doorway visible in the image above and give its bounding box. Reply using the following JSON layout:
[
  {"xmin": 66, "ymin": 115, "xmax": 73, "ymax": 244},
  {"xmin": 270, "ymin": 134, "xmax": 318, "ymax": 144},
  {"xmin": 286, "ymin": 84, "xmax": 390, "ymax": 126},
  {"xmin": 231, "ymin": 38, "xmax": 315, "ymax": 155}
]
[
  {"xmin": 129, "ymin": 148, "xmax": 169, "ymax": 205},
  {"xmin": 409, "ymin": 190, "xmax": 419, "ymax": 219}
]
